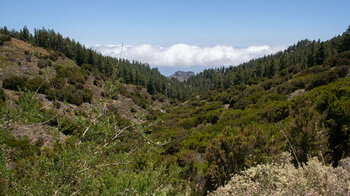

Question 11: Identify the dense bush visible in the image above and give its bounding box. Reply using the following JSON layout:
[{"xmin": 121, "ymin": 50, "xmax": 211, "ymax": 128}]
[
  {"xmin": 0, "ymin": 34, "xmax": 11, "ymax": 45},
  {"xmin": 180, "ymin": 118, "xmax": 197, "ymax": 129},
  {"xmin": 25, "ymin": 77, "xmax": 50, "ymax": 93},
  {"xmin": 37, "ymin": 59, "xmax": 52, "ymax": 68},
  {"xmin": 55, "ymin": 65, "xmax": 86, "ymax": 85},
  {"xmin": 2, "ymin": 75, "xmax": 27, "ymax": 91},
  {"xmin": 51, "ymin": 77, "xmax": 65, "ymax": 89},
  {"xmin": 46, "ymin": 85, "xmax": 93, "ymax": 105},
  {"xmin": 204, "ymin": 126, "xmax": 281, "ymax": 190},
  {"xmin": 59, "ymin": 117, "xmax": 81, "ymax": 135},
  {"xmin": 2, "ymin": 75, "xmax": 52, "ymax": 94}
]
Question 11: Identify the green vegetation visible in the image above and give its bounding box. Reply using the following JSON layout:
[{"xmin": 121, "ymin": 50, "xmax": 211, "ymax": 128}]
[
  {"xmin": 0, "ymin": 90, "xmax": 185, "ymax": 195},
  {"xmin": 0, "ymin": 34, "xmax": 11, "ymax": 45},
  {"xmin": 0, "ymin": 26, "xmax": 189, "ymax": 100},
  {"xmin": 2, "ymin": 75, "xmax": 27, "ymax": 91},
  {"xmin": 0, "ymin": 26, "xmax": 349, "ymax": 195},
  {"xmin": 0, "ymin": 88, "xmax": 5, "ymax": 104}
]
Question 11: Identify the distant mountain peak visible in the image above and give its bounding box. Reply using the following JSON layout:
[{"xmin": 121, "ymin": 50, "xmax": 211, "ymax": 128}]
[{"xmin": 168, "ymin": 71, "xmax": 195, "ymax": 82}]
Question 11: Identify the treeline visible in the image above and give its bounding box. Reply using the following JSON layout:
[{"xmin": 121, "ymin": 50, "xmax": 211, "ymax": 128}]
[
  {"xmin": 186, "ymin": 26, "xmax": 350, "ymax": 94},
  {"xmin": 1, "ymin": 25, "xmax": 348, "ymax": 99},
  {"xmin": 0, "ymin": 26, "xmax": 190, "ymax": 100}
]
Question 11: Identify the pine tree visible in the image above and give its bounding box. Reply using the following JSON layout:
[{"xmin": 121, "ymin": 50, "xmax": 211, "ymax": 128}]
[
  {"xmin": 316, "ymin": 42, "xmax": 328, "ymax": 65},
  {"xmin": 279, "ymin": 53, "xmax": 288, "ymax": 71},
  {"xmin": 338, "ymin": 26, "xmax": 350, "ymax": 53},
  {"xmin": 307, "ymin": 42, "xmax": 316, "ymax": 67},
  {"xmin": 267, "ymin": 59, "xmax": 277, "ymax": 78},
  {"xmin": 20, "ymin": 26, "xmax": 30, "ymax": 41}
]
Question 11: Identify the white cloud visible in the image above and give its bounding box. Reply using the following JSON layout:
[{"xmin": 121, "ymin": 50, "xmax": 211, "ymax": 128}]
[{"xmin": 91, "ymin": 43, "xmax": 285, "ymax": 67}]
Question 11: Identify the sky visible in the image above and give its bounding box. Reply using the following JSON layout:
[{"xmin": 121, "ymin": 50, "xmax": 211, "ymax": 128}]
[{"xmin": 1, "ymin": 0, "xmax": 349, "ymax": 75}]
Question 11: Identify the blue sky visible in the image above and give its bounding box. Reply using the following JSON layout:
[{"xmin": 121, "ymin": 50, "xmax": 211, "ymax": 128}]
[{"xmin": 1, "ymin": 0, "xmax": 349, "ymax": 75}]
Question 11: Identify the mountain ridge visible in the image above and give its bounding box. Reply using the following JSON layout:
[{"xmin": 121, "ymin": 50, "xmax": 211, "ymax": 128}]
[{"xmin": 168, "ymin": 70, "xmax": 195, "ymax": 82}]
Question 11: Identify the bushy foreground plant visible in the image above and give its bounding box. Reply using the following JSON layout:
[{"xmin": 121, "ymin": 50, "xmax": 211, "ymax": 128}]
[
  {"xmin": 0, "ymin": 86, "xmax": 187, "ymax": 195},
  {"xmin": 211, "ymin": 152, "xmax": 350, "ymax": 196}
]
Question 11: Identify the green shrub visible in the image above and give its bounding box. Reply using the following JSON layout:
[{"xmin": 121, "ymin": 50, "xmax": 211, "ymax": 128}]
[
  {"xmin": 51, "ymin": 77, "xmax": 65, "ymax": 89},
  {"xmin": 205, "ymin": 109, "xmax": 221, "ymax": 124},
  {"xmin": 37, "ymin": 59, "xmax": 52, "ymax": 68},
  {"xmin": 0, "ymin": 34, "xmax": 11, "ymax": 46},
  {"xmin": 180, "ymin": 118, "xmax": 197, "ymax": 129},
  {"xmin": 81, "ymin": 88, "xmax": 93, "ymax": 103},
  {"xmin": 25, "ymin": 77, "xmax": 49, "ymax": 93},
  {"xmin": 55, "ymin": 65, "xmax": 86, "ymax": 85},
  {"xmin": 70, "ymin": 91, "xmax": 84, "ymax": 105},
  {"xmin": 46, "ymin": 85, "xmax": 92, "ymax": 105},
  {"xmin": 325, "ymin": 51, "xmax": 350, "ymax": 67},
  {"xmin": 75, "ymin": 83, "xmax": 84, "ymax": 90},
  {"xmin": 59, "ymin": 117, "xmax": 81, "ymax": 135},
  {"xmin": 4, "ymin": 135, "xmax": 41, "ymax": 161},
  {"xmin": 45, "ymin": 88, "xmax": 57, "ymax": 101},
  {"xmin": 48, "ymin": 53, "xmax": 58, "ymax": 61},
  {"xmin": 2, "ymin": 75, "xmax": 27, "ymax": 91},
  {"xmin": 0, "ymin": 88, "xmax": 6, "ymax": 104}
]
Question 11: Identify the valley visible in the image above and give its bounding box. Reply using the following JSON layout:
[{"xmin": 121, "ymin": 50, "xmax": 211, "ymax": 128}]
[{"xmin": 0, "ymin": 26, "xmax": 349, "ymax": 195}]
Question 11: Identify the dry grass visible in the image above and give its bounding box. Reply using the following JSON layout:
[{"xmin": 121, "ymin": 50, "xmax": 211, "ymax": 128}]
[{"xmin": 10, "ymin": 38, "xmax": 50, "ymax": 56}]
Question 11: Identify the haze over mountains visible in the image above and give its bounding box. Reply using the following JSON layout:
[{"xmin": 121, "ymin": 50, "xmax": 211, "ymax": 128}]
[{"xmin": 92, "ymin": 44, "xmax": 285, "ymax": 76}]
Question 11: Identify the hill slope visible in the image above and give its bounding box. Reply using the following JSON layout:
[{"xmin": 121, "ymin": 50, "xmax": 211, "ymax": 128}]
[{"xmin": 0, "ymin": 35, "xmax": 185, "ymax": 195}]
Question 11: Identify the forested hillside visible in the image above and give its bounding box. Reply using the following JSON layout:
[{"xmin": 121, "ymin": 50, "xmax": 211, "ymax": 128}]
[
  {"xmin": 0, "ymin": 26, "xmax": 349, "ymax": 195},
  {"xmin": 185, "ymin": 30, "xmax": 347, "ymax": 94},
  {"xmin": 0, "ymin": 26, "xmax": 190, "ymax": 100},
  {"xmin": 147, "ymin": 26, "xmax": 350, "ymax": 194}
]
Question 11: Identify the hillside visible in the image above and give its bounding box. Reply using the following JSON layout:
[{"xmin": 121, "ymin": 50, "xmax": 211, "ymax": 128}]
[
  {"xmin": 0, "ymin": 26, "xmax": 349, "ymax": 195},
  {"xmin": 169, "ymin": 71, "xmax": 195, "ymax": 82},
  {"xmin": 0, "ymin": 34, "xmax": 185, "ymax": 195}
]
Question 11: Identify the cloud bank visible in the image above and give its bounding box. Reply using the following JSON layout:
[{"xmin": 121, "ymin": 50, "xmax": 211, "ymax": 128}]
[{"xmin": 91, "ymin": 43, "xmax": 284, "ymax": 67}]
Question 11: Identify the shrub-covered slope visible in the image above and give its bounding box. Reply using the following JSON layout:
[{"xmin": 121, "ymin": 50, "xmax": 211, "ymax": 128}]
[
  {"xmin": 0, "ymin": 35, "xmax": 185, "ymax": 195},
  {"xmin": 148, "ymin": 35, "xmax": 350, "ymax": 193}
]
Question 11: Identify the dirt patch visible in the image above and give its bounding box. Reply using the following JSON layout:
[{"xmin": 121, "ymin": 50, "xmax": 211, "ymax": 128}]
[
  {"xmin": 152, "ymin": 99, "xmax": 169, "ymax": 112},
  {"xmin": 288, "ymin": 89, "xmax": 305, "ymax": 100},
  {"xmin": 11, "ymin": 124, "xmax": 67, "ymax": 147},
  {"xmin": 10, "ymin": 38, "xmax": 50, "ymax": 56}
]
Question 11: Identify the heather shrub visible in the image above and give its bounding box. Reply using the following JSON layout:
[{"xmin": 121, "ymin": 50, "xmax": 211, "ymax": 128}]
[
  {"xmin": 2, "ymin": 75, "xmax": 27, "ymax": 91},
  {"xmin": 25, "ymin": 77, "xmax": 50, "ymax": 93},
  {"xmin": 46, "ymin": 85, "xmax": 92, "ymax": 106},
  {"xmin": 55, "ymin": 65, "xmax": 86, "ymax": 85},
  {"xmin": 37, "ymin": 59, "xmax": 52, "ymax": 68},
  {"xmin": 51, "ymin": 77, "xmax": 65, "ymax": 89},
  {"xmin": 211, "ymin": 152, "xmax": 350, "ymax": 196}
]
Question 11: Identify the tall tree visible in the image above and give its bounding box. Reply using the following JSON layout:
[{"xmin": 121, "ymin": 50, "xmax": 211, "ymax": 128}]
[
  {"xmin": 338, "ymin": 26, "xmax": 350, "ymax": 53},
  {"xmin": 279, "ymin": 53, "xmax": 288, "ymax": 71},
  {"xmin": 20, "ymin": 26, "xmax": 30, "ymax": 41},
  {"xmin": 316, "ymin": 42, "xmax": 329, "ymax": 65}
]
